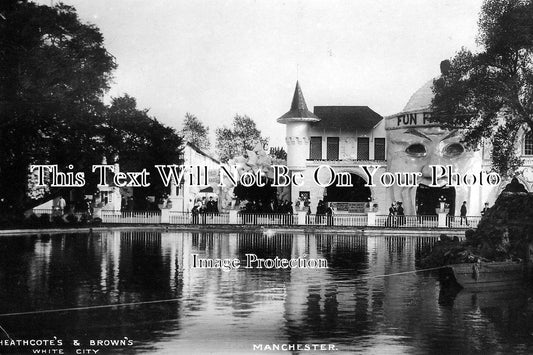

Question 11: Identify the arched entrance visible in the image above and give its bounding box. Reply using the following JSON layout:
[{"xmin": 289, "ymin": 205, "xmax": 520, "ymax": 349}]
[
  {"xmin": 324, "ymin": 173, "xmax": 371, "ymax": 202},
  {"xmin": 416, "ymin": 185, "xmax": 455, "ymax": 215}
]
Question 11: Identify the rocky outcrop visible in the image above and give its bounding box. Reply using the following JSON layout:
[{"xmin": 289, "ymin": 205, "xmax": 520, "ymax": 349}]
[
  {"xmin": 421, "ymin": 192, "xmax": 533, "ymax": 267},
  {"xmin": 473, "ymin": 192, "xmax": 533, "ymax": 260}
]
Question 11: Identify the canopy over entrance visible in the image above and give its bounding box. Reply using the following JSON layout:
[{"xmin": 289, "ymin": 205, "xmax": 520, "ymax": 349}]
[{"xmin": 324, "ymin": 173, "xmax": 371, "ymax": 202}]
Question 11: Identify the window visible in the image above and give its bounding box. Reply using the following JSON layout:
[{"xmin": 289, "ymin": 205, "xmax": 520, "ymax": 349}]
[
  {"xmin": 327, "ymin": 137, "xmax": 339, "ymax": 160},
  {"xmin": 525, "ymin": 132, "xmax": 533, "ymax": 155},
  {"xmin": 309, "ymin": 137, "xmax": 322, "ymax": 159},
  {"xmin": 374, "ymin": 138, "xmax": 385, "ymax": 160},
  {"xmin": 357, "ymin": 137, "xmax": 369, "ymax": 160}
]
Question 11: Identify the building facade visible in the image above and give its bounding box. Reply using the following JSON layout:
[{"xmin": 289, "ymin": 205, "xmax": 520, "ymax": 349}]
[
  {"xmin": 277, "ymin": 82, "xmax": 388, "ymax": 214},
  {"xmin": 279, "ymin": 80, "xmax": 533, "ymax": 216},
  {"xmin": 168, "ymin": 142, "xmax": 220, "ymax": 213}
]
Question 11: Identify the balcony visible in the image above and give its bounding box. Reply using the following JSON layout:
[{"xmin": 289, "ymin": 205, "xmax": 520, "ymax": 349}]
[
  {"xmin": 306, "ymin": 159, "xmax": 387, "ymax": 167},
  {"xmin": 521, "ymin": 156, "xmax": 533, "ymax": 166}
]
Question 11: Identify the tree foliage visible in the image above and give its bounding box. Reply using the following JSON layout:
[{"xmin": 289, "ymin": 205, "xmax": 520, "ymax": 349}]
[
  {"xmin": 180, "ymin": 112, "xmax": 210, "ymax": 151},
  {"xmin": 0, "ymin": 0, "xmax": 116, "ymax": 210},
  {"xmin": 0, "ymin": 1, "xmax": 182, "ymax": 212},
  {"xmin": 215, "ymin": 114, "xmax": 269, "ymax": 163},
  {"xmin": 431, "ymin": 0, "xmax": 533, "ymax": 176},
  {"xmin": 104, "ymin": 95, "xmax": 182, "ymax": 201}
]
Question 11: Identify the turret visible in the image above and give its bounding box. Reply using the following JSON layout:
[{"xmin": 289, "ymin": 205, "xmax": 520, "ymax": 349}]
[{"xmin": 277, "ymin": 81, "xmax": 320, "ymax": 170}]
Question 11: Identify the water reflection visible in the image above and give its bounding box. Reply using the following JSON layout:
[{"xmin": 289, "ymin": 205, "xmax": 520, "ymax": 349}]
[{"xmin": 0, "ymin": 232, "xmax": 531, "ymax": 354}]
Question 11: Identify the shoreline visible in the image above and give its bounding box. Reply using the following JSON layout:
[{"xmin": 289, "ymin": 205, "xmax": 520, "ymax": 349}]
[{"xmin": 0, "ymin": 224, "xmax": 467, "ymax": 237}]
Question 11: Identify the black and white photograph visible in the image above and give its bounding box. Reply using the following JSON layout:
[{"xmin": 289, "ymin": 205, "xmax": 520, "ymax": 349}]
[{"xmin": 2, "ymin": 0, "xmax": 533, "ymax": 353}]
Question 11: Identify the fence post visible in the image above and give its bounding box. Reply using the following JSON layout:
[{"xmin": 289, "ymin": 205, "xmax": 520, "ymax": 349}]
[
  {"xmin": 161, "ymin": 209, "xmax": 170, "ymax": 223},
  {"xmin": 437, "ymin": 211, "xmax": 447, "ymax": 227},
  {"xmin": 297, "ymin": 211, "xmax": 307, "ymax": 225},
  {"xmin": 229, "ymin": 210, "xmax": 238, "ymax": 224},
  {"xmin": 367, "ymin": 211, "xmax": 376, "ymax": 226}
]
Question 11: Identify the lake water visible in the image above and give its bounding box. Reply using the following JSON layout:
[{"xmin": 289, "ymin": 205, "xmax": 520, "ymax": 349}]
[{"xmin": 0, "ymin": 230, "xmax": 532, "ymax": 354}]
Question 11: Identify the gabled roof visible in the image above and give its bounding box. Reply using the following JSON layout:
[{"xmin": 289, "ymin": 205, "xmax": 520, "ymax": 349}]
[
  {"xmin": 277, "ymin": 81, "xmax": 320, "ymax": 123},
  {"xmin": 184, "ymin": 142, "xmax": 220, "ymax": 164},
  {"xmin": 312, "ymin": 106, "xmax": 382, "ymax": 130}
]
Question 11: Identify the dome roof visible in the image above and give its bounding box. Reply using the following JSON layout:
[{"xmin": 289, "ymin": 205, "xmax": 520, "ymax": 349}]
[{"xmin": 403, "ymin": 79, "xmax": 435, "ymax": 112}]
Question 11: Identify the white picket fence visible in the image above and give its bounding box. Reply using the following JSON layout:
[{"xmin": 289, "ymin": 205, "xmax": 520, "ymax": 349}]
[
  {"xmin": 447, "ymin": 215, "xmax": 482, "ymax": 229},
  {"xmin": 169, "ymin": 212, "xmax": 230, "ymax": 225},
  {"xmin": 29, "ymin": 208, "xmax": 482, "ymax": 229},
  {"xmin": 240, "ymin": 213, "xmax": 297, "ymax": 225},
  {"xmin": 375, "ymin": 215, "xmax": 439, "ymax": 228},
  {"xmin": 31, "ymin": 209, "xmax": 87, "ymax": 220},
  {"xmin": 305, "ymin": 214, "xmax": 368, "ymax": 226},
  {"xmin": 101, "ymin": 211, "xmax": 161, "ymax": 224}
]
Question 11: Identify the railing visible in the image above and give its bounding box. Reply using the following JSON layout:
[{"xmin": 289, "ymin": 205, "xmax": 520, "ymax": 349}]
[
  {"xmin": 32, "ymin": 208, "xmax": 56, "ymax": 216},
  {"xmin": 447, "ymin": 215, "xmax": 482, "ymax": 229},
  {"xmin": 28, "ymin": 208, "xmax": 482, "ymax": 229},
  {"xmin": 31, "ymin": 209, "xmax": 87, "ymax": 221},
  {"xmin": 169, "ymin": 212, "xmax": 230, "ymax": 225},
  {"xmin": 240, "ymin": 213, "xmax": 297, "ymax": 226},
  {"xmin": 375, "ymin": 215, "xmax": 439, "ymax": 228},
  {"xmin": 101, "ymin": 211, "xmax": 161, "ymax": 224},
  {"xmin": 305, "ymin": 214, "xmax": 368, "ymax": 226},
  {"xmin": 306, "ymin": 159, "xmax": 387, "ymax": 167}
]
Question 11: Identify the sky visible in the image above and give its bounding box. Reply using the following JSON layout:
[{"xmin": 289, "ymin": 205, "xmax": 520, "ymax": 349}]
[{"xmin": 42, "ymin": 0, "xmax": 483, "ymax": 149}]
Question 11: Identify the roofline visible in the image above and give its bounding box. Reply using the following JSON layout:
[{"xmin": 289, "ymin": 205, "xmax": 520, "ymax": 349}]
[
  {"xmin": 184, "ymin": 142, "xmax": 220, "ymax": 164},
  {"xmin": 383, "ymin": 107, "xmax": 431, "ymax": 120},
  {"xmin": 314, "ymin": 105, "xmax": 375, "ymax": 109}
]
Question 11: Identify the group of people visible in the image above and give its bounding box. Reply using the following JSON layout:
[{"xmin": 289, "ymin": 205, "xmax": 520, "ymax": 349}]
[
  {"xmin": 386, "ymin": 201, "xmax": 405, "ymax": 227},
  {"xmin": 457, "ymin": 201, "xmax": 489, "ymax": 226},
  {"xmin": 187, "ymin": 195, "xmax": 491, "ymax": 227},
  {"xmin": 315, "ymin": 200, "xmax": 334, "ymax": 225},
  {"xmin": 191, "ymin": 196, "xmax": 219, "ymax": 224},
  {"xmin": 239, "ymin": 199, "xmax": 295, "ymax": 214}
]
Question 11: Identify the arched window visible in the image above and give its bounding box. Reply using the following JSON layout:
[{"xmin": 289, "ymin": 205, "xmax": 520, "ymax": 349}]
[{"xmin": 525, "ymin": 132, "xmax": 533, "ymax": 156}]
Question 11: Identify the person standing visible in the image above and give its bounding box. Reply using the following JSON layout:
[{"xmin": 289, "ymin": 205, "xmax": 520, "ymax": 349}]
[
  {"xmin": 315, "ymin": 200, "xmax": 325, "ymax": 225},
  {"xmin": 416, "ymin": 201, "xmax": 424, "ymax": 224},
  {"xmin": 481, "ymin": 202, "xmax": 489, "ymax": 217},
  {"xmin": 200, "ymin": 201, "xmax": 207, "ymax": 224},
  {"xmin": 326, "ymin": 204, "xmax": 334, "ymax": 226},
  {"xmin": 460, "ymin": 201, "xmax": 468, "ymax": 226},
  {"xmin": 387, "ymin": 203, "xmax": 396, "ymax": 227},
  {"xmin": 191, "ymin": 204, "xmax": 199, "ymax": 224},
  {"xmin": 397, "ymin": 202, "xmax": 405, "ymax": 226},
  {"xmin": 58, "ymin": 196, "xmax": 66, "ymax": 215}
]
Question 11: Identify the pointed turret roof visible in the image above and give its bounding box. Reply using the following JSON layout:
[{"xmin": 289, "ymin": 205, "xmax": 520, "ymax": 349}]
[{"xmin": 277, "ymin": 81, "xmax": 320, "ymax": 124}]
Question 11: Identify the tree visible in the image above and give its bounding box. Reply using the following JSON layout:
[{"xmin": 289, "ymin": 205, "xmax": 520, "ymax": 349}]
[
  {"xmin": 0, "ymin": 0, "xmax": 116, "ymax": 211},
  {"xmin": 226, "ymin": 144, "xmax": 277, "ymax": 212},
  {"xmin": 215, "ymin": 114, "xmax": 269, "ymax": 162},
  {"xmin": 104, "ymin": 95, "xmax": 183, "ymax": 207},
  {"xmin": 0, "ymin": 1, "xmax": 182, "ymax": 213},
  {"xmin": 180, "ymin": 113, "xmax": 210, "ymax": 151},
  {"xmin": 431, "ymin": 0, "xmax": 533, "ymax": 176}
]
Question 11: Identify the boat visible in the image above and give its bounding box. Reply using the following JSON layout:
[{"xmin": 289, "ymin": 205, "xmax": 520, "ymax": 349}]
[{"xmin": 446, "ymin": 261, "xmax": 530, "ymax": 289}]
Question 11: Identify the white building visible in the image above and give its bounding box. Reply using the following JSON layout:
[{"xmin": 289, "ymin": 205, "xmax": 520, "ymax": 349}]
[
  {"xmin": 168, "ymin": 142, "xmax": 220, "ymax": 212},
  {"xmin": 277, "ymin": 81, "xmax": 387, "ymax": 214},
  {"xmin": 279, "ymin": 80, "xmax": 533, "ymax": 217}
]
